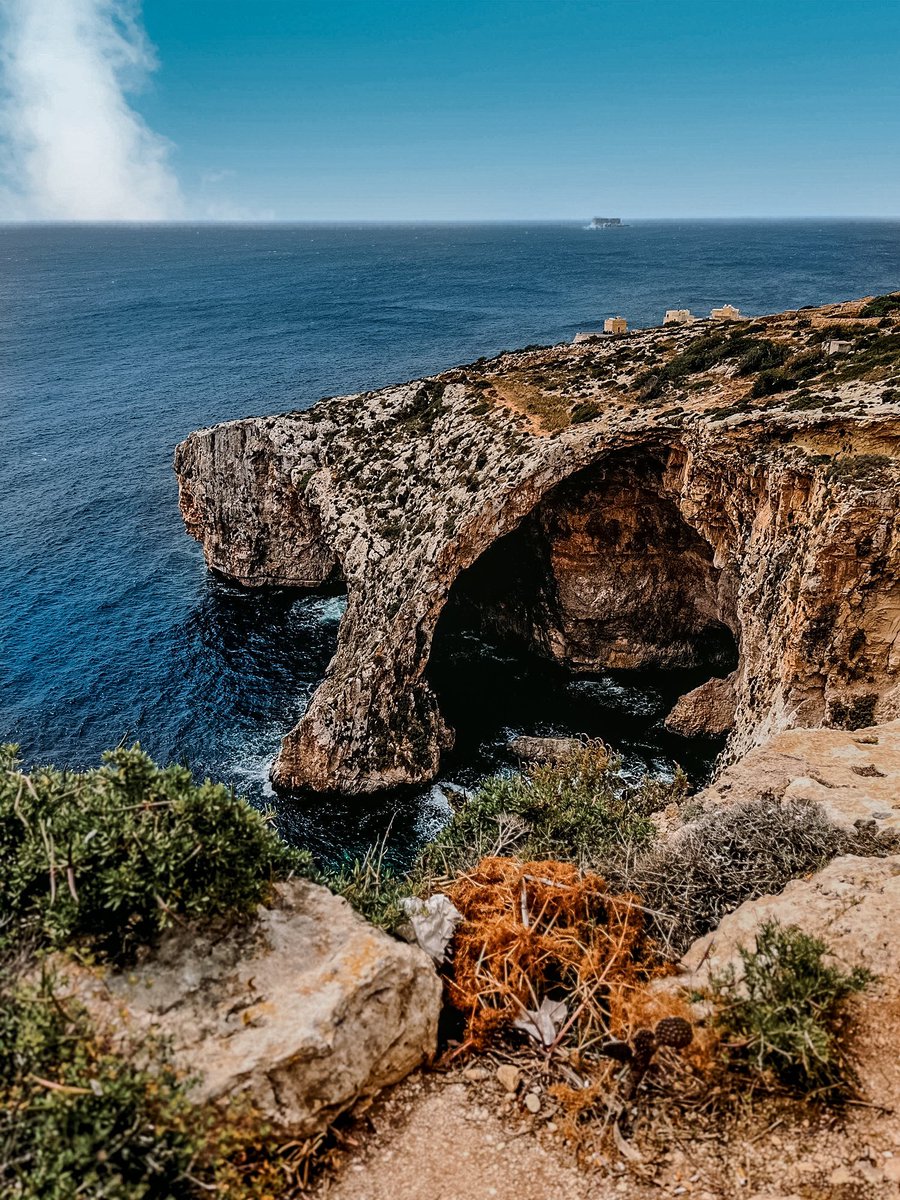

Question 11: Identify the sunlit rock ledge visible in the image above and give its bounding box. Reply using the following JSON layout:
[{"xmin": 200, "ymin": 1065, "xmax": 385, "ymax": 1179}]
[{"xmin": 174, "ymin": 296, "xmax": 900, "ymax": 796}]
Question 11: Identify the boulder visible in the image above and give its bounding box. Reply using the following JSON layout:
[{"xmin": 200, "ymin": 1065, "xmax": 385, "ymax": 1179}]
[
  {"xmin": 509, "ymin": 735, "xmax": 585, "ymax": 764},
  {"xmin": 695, "ymin": 720, "xmax": 900, "ymax": 836},
  {"xmin": 73, "ymin": 880, "xmax": 442, "ymax": 1136},
  {"xmin": 664, "ymin": 674, "xmax": 737, "ymax": 737},
  {"xmin": 680, "ymin": 854, "xmax": 900, "ymax": 986}
]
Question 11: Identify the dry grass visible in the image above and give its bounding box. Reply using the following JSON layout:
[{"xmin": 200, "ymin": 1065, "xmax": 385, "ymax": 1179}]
[
  {"xmin": 444, "ymin": 856, "xmax": 669, "ymax": 1054},
  {"xmin": 616, "ymin": 796, "xmax": 846, "ymax": 957}
]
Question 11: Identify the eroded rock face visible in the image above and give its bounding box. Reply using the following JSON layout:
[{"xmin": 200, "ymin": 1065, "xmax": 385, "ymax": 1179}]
[
  {"xmin": 72, "ymin": 881, "xmax": 442, "ymax": 1136},
  {"xmin": 174, "ymin": 299, "xmax": 900, "ymax": 794},
  {"xmin": 680, "ymin": 853, "xmax": 900, "ymax": 984}
]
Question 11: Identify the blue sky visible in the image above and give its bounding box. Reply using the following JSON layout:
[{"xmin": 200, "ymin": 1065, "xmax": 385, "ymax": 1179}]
[{"xmin": 2, "ymin": 0, "xmax": 899, "ymax": 220}]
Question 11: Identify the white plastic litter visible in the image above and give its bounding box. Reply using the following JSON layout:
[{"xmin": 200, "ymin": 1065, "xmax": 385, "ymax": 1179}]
[
  {"xmin": 400, "ymin": 893, "xmax": 463, "ymax": 965},
  {"xmin": 512, "ymin": 997, "xmax": 568, "ymax": 1047}
]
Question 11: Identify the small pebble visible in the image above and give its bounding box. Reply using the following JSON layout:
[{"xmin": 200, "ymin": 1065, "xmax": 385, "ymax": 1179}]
[
  {"xmin": 524, "ymin": 1092, "xmax": 541, "ymax": 1113},
  {"xmin": 496, "ymin": 1064, "xmax": 521, "ymax": 1093}
]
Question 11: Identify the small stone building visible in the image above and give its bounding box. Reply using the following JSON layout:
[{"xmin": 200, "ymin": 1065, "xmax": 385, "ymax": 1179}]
[
  {"xmin": 822, "ymin": 338, "xmax": 854, "ymax": 356},
  {"xmin": 604, "ymin": 317, "xmax": 627, "ymax": 334},
  {"xmin": 711, "ymin": 304, "xmax": 741, "ymax": 321},
  {"xmin": 663, "ymin": 309, "xmax": 695, "ymax": 326}
]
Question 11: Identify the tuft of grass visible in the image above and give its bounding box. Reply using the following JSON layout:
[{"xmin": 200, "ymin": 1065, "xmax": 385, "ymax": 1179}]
[
  {"xmin": 620, "ymin": 796, "xmax": 846, "ymax": 955},
  {"xmin": 709, "ymin": 920, "xmax": 871, "ymax": 1098},
  {"xmin": 326, "ymin": 832, "xmax": 410, "ymax": 931},
  {"xmin": 0, "ymin": 744, "xmax": 311, "ymax": 962}
]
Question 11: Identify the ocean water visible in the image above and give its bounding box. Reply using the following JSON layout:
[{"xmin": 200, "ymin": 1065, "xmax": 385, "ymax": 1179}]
[{"xmin": 2, "ymin": 220, "xmax": 898, "ymax": 862}]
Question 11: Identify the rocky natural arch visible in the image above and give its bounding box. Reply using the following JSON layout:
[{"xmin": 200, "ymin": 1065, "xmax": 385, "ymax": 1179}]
[
  {"xmin": 174, "ymin": 302, "xmax": 900, "ymax": 797},
  {"xmin": 430, "ymin": 449, "xmax": 739, "ymax": 687}
]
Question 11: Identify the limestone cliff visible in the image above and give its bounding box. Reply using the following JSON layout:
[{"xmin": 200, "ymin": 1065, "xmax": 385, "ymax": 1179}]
[{"xmin": 174, "ymin": 296, "xmax": 900, "ymax": 795}]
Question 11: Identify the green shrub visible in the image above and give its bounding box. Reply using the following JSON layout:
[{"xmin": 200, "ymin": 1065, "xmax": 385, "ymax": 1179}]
[
  {"xmin": 417, "ymin": 742, "xmax": 680, "ymax": 879},
  {"xmin": 0, "ymin": 745, "xmax": 310, "ymax": 961},
  {"xmin": 648, "ymin": 330, "xmax": 756, "ymax": 390},
  {"xmin": 0, "ymin": 961, "xmax": 211, "ymax": 1199},
  {"xmin": 859, "ymin": 292, "xmax": 900, "ymax": 319},
  {"xmin": 750, "ymin": 368, "xmax": 798, "ymax": 398},
  {"xmin": 397, "ymin": 380, "xmax": 447, "ymax": 432},
  {"xmin": 710, "ymin": 921, "xmax": 871, "ymax": 1098},
  {"xmin": 737, "ymin": 339, "xmax": 790, "ymax": 375},
  {"xmin": 835, "ymin": 329, "xmax": 900, "ymax": 380}
]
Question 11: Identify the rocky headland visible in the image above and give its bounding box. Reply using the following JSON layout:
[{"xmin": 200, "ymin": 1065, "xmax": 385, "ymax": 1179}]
[{"xmin": 175, "ymin": 295, "xmax": 900, "ymax": 796}]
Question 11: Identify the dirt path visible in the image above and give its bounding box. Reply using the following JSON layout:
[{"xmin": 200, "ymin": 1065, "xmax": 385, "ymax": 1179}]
[
  {"xmin": 316, "ymin": 1004, "xmax": 900, "ymax": 1200},
  {"xmin": 316, "ymin": 1071, "xmax": 602, "ymax": 1200}
]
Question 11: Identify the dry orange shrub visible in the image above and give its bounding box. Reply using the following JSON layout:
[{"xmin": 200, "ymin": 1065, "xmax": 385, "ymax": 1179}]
[{"xmin": 444, "ymin": 856, "xmax": 676, "ymax": 1052}]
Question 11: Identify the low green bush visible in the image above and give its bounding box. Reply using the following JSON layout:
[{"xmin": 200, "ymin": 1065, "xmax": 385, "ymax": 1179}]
[
  {"xmin": 0, "ymin": 745, "xmax": 310, "ymax": 961},
  {"xmin": 737, "ymin": 339, "xmax": 790, "ymax": 375},
  {"xmin": 750, "ymin": 368, "xmax": 798, "ymax": 398},
  {"xmin": 710, "ymin": 920, "xmax": 871, "ymax": 1098},
  {"xmin": 417, "ymin": 742, "xmax": 682, "ymax": 879},
  {"xmin": 859, "ymin": 292, "xmax": 900, "ymax": 319},
  {"xmin": 0, "ymin": 960, "xmax": 210, "ymax": 1199}
]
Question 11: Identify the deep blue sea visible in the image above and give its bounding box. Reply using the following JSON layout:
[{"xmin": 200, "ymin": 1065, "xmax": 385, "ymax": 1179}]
[{"xmin": 2, "ymin": 220, "xmax": 898, "ymax": 862}]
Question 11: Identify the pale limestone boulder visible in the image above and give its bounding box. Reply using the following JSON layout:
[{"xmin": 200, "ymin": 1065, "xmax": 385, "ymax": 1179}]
[
  {"xmin": 665, "ymin": 674, "xmax": 737, "ymax": 737},
  {"xmin": 696, "ymin": 720, "xmax": 900, "ymax": 836},
  {"xmin": 75, "ymin": 880, "xmax": 442, "ymax": 1136},
  {"xmin": 680, "ymin": 854, "xmax": 900, "ymax": 986},
  {"xmin": 508, "ymin": 734, "xmax": 585, "ymax": 763}
]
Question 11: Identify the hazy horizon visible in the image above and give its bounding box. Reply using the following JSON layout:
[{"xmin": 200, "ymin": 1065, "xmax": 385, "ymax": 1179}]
[{"xmin": 2, "ymin": 215, "xmax": 900, "ymax": 227}]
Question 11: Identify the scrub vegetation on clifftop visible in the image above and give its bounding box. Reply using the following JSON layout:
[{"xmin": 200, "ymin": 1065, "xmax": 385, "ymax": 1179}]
[
  {"xmin": 0, "ymin": 746, "xmax": 317, "ymax": 1200},
  {"xmin": 0, "ymin": 741, "xmax": 877, "ymax": 1196},
  {"xmin": 0, "ymin": 743, "xmax": 310, "ymax": 962},
  {"xmin": 332, "ymin": 742, "xmax": 872, "ymax": 1117}
]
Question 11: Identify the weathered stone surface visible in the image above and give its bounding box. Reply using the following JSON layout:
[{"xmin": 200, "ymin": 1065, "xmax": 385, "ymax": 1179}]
[
  {"xmin": 508, "ymin": 735, "xmax": 585, "ymax": 763},
  {"xmin": 665, "ymin": 673, "xmax": 737, "ymax": 737},
  {"xmin": 696, "ymin": 719, "xmax": 900, "ymax": 835},
  {"xmin": 174, "ymin": 298, "xmax": 900, "ymax": 795},
  {"xmin": 74, "ymin": 880, "xmax": 442, "ymax": 1136},
  {"xmin": 679, "ymin": 854, "xmax": 900, "ymax": 984}
]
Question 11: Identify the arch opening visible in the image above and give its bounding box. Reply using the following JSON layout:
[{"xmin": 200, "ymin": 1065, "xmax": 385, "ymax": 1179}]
[{"xmin": 427, "ymin": 449, "xmax": 740, "ymax": 784}]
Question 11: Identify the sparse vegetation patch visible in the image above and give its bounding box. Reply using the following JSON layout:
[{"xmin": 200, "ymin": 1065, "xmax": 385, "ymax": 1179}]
[{"xmin": 710, "ymin": 920, "xmax": 871, "ymax": 1098}]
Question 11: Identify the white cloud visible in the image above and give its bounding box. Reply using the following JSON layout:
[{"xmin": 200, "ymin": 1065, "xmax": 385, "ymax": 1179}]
[{"xmin": 0, "ymin": 0, "xmax": 184, "ymax": 220}]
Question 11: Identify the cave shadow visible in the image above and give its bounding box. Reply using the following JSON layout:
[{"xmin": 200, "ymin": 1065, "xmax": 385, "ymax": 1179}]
[{"xmin": 427, "ymin": 447, "xmax": 740, "ymax": 789}]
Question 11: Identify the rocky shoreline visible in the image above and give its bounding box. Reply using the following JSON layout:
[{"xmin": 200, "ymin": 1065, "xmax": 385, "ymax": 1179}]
[{"xmin": 175, "ymin": 295, "xmax": 900, "ymax": 796}]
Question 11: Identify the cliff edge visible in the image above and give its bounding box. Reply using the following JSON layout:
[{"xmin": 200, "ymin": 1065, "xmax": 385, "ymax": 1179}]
[{"xmin": 174, "ymin": 296, "xmax": 900, "ymax": 795}]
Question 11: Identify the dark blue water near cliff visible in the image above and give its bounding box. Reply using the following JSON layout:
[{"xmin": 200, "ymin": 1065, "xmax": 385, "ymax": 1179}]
[{"xmin": 2, "ymin": 221, "xmax": 898, "ymax": 862}]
